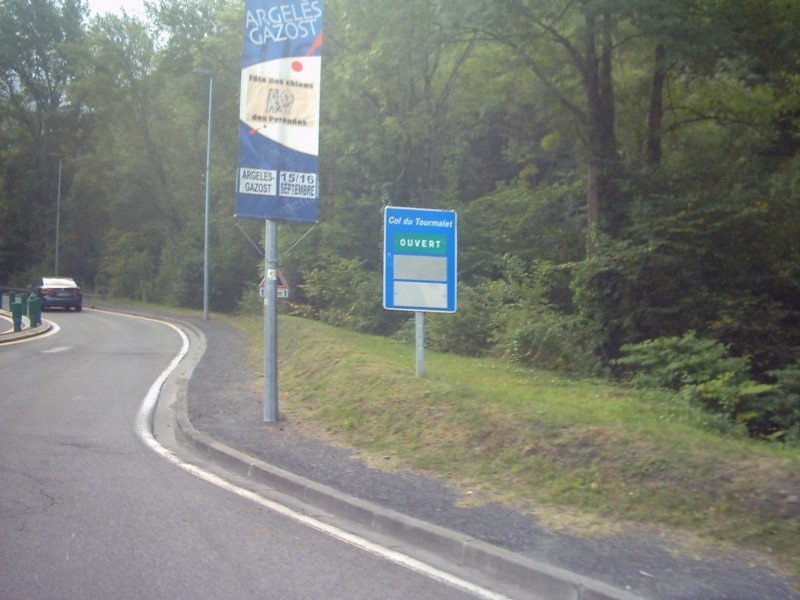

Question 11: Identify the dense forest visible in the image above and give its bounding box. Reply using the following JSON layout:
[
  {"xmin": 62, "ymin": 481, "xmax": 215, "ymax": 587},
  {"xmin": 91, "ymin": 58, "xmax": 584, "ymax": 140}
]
[{"xmin": 2, "ymin": 0, "xmax": 799, "ymax": 438}]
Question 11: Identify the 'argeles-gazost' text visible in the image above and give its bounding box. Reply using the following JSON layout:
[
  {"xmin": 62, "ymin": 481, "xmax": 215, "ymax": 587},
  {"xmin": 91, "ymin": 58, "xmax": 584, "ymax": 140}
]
[{"xmin": 246, "ymin": 1, "xmax": 322, "ymax": 45}]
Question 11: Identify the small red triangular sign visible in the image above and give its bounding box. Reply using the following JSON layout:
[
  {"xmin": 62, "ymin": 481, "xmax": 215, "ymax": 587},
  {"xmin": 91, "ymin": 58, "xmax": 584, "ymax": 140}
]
[
  {"xmin": 260, "ymin": 270, "xmax": 288, "ymax": 289},
  {"xmin": 277, "ymin": 270, "xmax": 288, "ymax": 289}
]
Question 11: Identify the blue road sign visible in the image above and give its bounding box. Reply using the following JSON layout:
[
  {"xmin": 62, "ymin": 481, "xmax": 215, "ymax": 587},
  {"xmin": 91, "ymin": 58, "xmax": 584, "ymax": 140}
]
[{"xmin": 384, "ymin": 206, "xmax": 457, "ymax": 313}]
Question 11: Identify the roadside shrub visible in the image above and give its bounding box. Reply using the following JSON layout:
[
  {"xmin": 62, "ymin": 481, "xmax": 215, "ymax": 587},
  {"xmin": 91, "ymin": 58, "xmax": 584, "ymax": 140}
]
[
  {"xmin": 236, "ymin": 284, "xmax": 262, "ymax": 316},
  {"xmin": 157, "ymin": 236, "xmax": 203, "ymax": 308},
  {"xmin": 300, "ymin": 258, "xmax": 404, "ymax": 335},
  {"xmin": 759, "ymin": 366, "xmax": 800, "ymax": 442},
  {"xmin": 421, "ymin": 280, "xmax": 498, "ymax": 356},
  {"xmin": 493, "ymin": 303, "xmax": 604, "ymax": 375},
  {"xmin": 613, "ymin": 331, "xmax": 745, "ymax": 390},
  {"xmin": 491, "ymin": 257, "xmax": 605, "ymax": 376},
  {"xmin": 613, "ymin": 332, "xmax": 782, "ymax": 437},
  {"xmin": 96, "ymin": 230, "xmax": 156, "ymax": 301}
]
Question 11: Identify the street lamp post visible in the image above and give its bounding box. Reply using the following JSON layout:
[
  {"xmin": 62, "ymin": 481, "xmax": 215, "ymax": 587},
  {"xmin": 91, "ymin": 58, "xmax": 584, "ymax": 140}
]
[
  {"xmin": 50, "ymin": 153, "xmax": 62, "ymax": 276},
  {"xmin": 195, "ymin": 70, "xmax": 213, "ymax": 320}
]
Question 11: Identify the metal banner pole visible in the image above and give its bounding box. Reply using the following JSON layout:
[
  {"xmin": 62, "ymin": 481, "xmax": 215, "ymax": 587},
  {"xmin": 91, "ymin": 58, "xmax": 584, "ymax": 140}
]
[
  {"xmin": 54, "ymin": 156, "xmax": 62, "ymax": 276},
  {"xmin": 264, "ymin": 219, "xmax": 279, "ymax": 421},
  {"xmin": 202, "ymin": 75, "xmax": 213, "ymax": 320},
  {"xmin": 416, "ymin": 311, "xmax": 424, "ymax": 377}
]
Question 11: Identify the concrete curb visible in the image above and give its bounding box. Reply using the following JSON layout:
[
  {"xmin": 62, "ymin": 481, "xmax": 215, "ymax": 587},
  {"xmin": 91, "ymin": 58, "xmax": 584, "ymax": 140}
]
[
  {"xmin": 170, "ymin": 372, "xmax": 645, "ymax": 600},
  {"xmin": 0, "ymin": 309, "xmax": 52, "ymax": 344}
]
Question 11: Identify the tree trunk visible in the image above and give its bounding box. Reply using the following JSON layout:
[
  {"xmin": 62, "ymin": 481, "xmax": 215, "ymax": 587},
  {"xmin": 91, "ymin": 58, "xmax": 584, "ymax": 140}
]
[
  {"xmin": 646, "ymin": 44, "xmax": 666, "ymax": 167},
  {"xmin": 584, "ymin": 8, "xmax": 618, "ymax": 252}
]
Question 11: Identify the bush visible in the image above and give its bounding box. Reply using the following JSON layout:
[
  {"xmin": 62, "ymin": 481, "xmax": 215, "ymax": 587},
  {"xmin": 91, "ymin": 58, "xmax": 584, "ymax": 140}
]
[
  {"xmin": 96, "ymin": 230, "xmax": 156, "ymax": 301},
  {"xmin": 613, "ymin": 332, "xmax": 784, "ymax": 438},
  {"xmin": 613, "ymin": 331, "xmax": 746, "ymax": 390},
  {"xmin": 300, "ymin": 258, "xmax": 405, "ymax": 335},
  {"xmin": 760, "ymin": 366, "xmax": 800, "ymax": 441},
  {"xmin": 415, "ymin": 280, "xmax": 498, "ymax": 356},
  {"xmin": 156, "ymin": 236, "xmax": 203, "ymax": 308},
  {"xmin": 491, "ymin": 257, "xmax": 605, "ymax": 376},
  {"xmin": 493, "ymin": 303, "xmax": 604, "ymax": 375},
  {"xmin": 236, "ymin": 284, "xmax": 262, "ymax": 316}
]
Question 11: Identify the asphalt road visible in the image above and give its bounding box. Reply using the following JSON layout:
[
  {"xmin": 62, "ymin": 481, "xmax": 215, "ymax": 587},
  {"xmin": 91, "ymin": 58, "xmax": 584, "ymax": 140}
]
[{"xmin": 0, "ymin": 309, "xmax": 486, "ymax": 599}]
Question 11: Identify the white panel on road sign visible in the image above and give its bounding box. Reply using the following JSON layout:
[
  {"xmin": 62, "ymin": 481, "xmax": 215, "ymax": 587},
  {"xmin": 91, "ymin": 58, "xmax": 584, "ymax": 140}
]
[
  {"xmin": 394, "ymin": 281, "xmax": 448, "ymax": 309},
  {"xmin": 384, "ymin": 206, "xmax": 456, "ymax": 313},
  {"xmin": 394, "ymin": 255, "xmax": 447, "ymax": 282}
]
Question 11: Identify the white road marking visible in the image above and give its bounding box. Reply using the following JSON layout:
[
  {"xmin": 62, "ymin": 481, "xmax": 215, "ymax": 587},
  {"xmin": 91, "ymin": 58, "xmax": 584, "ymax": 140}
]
[
  {"xmin": 131, "ymin": 314, "xmax": 513, "ymax": 600},
  {"xmin": 42, "ymin": 346, "xmax": 70, "ymax": 353},
  {"xmin": 0, "ymin": 320, "xmax": 60, "ymax": 346}
]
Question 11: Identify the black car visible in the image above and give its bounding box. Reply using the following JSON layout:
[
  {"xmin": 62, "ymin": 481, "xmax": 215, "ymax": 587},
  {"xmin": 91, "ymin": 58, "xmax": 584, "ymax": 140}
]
[{"xmin": 33, "ymin": 277, "xmax": 83, "ymax": 311}]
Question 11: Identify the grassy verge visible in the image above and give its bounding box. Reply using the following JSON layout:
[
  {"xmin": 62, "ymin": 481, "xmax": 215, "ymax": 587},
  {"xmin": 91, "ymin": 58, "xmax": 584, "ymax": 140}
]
[{"xmin": 230, "ymin": 314, "xmax": 800, "ymax": 578}]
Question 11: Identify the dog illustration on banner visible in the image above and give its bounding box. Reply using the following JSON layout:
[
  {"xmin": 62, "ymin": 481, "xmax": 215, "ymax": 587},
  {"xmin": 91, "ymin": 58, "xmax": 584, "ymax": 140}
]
[{"xmin": 267, "ymin": 88, "xmax": 294, "ymax": 115}]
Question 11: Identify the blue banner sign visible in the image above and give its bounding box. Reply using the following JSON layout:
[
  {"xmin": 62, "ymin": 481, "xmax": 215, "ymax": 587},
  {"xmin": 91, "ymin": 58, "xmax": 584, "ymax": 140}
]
[
  {"xmin": 384, "ymin": 206, "xmax": 457, "ymax": 313},
  {"xmin": 236, "ymin": 0, "xmax": 323, "ymax": 223}
]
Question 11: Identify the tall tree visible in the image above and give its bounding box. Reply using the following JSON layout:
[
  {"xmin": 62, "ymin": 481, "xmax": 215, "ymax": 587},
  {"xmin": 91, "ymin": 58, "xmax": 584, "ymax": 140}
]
[
  {"xmin": 465, "ymin": 0, "xmax": 622, "ymax": 248},
  {"xmin": 322, "ymin": 0, "xmax": 480, "ymax": 207},
  {"xmin": 0, "ymin": 0, "xmax": 87, "ymax": 278}
]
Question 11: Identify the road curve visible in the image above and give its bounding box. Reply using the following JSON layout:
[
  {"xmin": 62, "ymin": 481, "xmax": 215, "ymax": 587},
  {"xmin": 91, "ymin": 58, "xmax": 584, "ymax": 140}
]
[{"xmin": 0, "ymin": 308, "xmax": 486, "ymax": 600}]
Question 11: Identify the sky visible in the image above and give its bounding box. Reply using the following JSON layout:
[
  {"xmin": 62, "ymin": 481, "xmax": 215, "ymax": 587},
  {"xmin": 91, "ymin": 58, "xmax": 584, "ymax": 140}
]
[{"xmin": 86, "ymin": 0, "xmax": 146, "ymax": 18}]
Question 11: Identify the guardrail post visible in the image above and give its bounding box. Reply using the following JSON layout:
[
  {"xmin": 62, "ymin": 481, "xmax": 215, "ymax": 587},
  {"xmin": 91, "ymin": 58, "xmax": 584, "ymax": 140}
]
[
  {"xmin": 29, "ymin": 297, "xmax": 42, "ymax": 327},
  {"xmin": 9, "ymin": 291, "xmax": 15, "ymax": 305},
  {"xmin": 11, "ymin": 302, "xmax": 22, "ymax": 332},
  {"xmin": 20, "ymin": 293, "xmax": 28, "ymax": 316}
]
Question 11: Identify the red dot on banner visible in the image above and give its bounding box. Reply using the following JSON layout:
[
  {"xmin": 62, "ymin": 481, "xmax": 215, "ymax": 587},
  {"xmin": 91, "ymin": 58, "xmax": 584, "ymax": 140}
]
[{"xmin": 292, "ymin": 61, "xmax": 303, "ymax": 72}]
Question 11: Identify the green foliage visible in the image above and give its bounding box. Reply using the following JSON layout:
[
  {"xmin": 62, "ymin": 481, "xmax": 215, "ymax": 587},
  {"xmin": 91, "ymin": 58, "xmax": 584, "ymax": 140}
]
[
  {"xmin": 612, "ymin": 332, "xmax": 794, "ymax": 438},
  {"xmin": 323, "ymin": 0, "xmax": 490, "ymax": 206},
  {"xmin": 299, "ymin": 258, "xmax": 403, "ymax": 335},
  {"xmin": 207, "ymin": 218, "xmax": 261, "ymax": 312},
  {"xmin": 417, "ymin": 280, "xmax": 498, "ymax": 357},
  {"xmin": 235, "ymin": 284, "xmax": 261, "ymax": 316},
  {"xmin": 571, "ymin": 164, "xmax": 800, "ymax": 374},
  {"xmin": 459, "ymin": 178, "xmax": 585, "ymax": 281},
  {"xmin": 614, "ymin": 331, "xmax": 745, "ymax": 390},
  {"xmin": 96, "ymin": 230, "xmax": 156, "ymax": 301},
  {"xmin": 569, "ymin": 237, "xmax": 639, "ymax": 362},
  {"xmin": 0, "ymin": 0, "xmax": 86, "ymax": 278},
  {"xmin": 490, "ymin": 257, "xmax": 605, "ymax": 376},
  {"xmin": 758, "ymin": 366, "xmax": 800, "ymax": 442},
  {"xmin": 156, "ymin": 234, "xmax": 203, "ymax": 308},
  {"xmin": 492, "ymin": 304, "xmax": 604, "ymax": 376}
]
